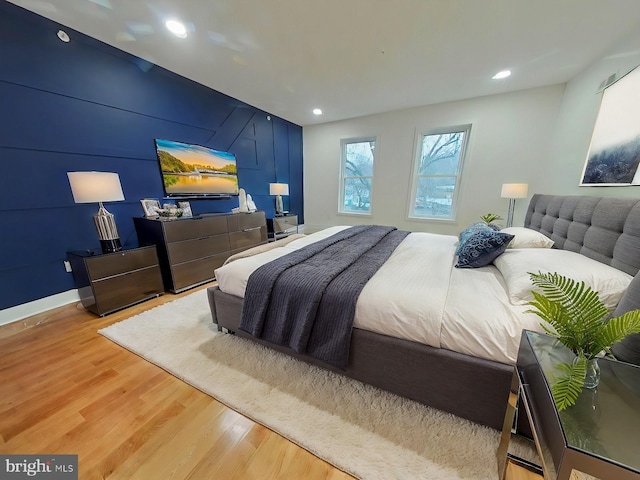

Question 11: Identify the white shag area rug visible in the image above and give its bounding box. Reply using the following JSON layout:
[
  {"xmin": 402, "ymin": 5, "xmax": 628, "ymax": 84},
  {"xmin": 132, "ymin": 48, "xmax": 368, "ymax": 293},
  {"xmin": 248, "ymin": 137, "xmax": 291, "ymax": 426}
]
[{"xmin": 99, "ymin": 289, "xmax": 520, "ymax": 480}]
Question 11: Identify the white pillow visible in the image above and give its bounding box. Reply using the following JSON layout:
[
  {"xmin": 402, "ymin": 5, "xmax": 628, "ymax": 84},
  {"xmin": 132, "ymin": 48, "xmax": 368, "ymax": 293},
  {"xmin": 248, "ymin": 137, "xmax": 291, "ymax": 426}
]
[
  {"xmin": 500, "ymin": 227, "xmax": 554, "ymax": 249},
  {"xmin": 493, "ymin": 249, "xmax": 632, "ymax": 309}
]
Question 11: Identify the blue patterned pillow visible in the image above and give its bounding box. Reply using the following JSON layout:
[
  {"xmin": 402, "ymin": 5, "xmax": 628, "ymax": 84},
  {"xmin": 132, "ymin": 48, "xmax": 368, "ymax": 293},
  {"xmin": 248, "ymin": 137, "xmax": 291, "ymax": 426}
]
[
  {"xmin": 455, "ymin": 230, "xmax": 514, "ymax": 268},
  {"xmin": 456, "ymin": 222, "xmax": 493, "ymax": 255}
]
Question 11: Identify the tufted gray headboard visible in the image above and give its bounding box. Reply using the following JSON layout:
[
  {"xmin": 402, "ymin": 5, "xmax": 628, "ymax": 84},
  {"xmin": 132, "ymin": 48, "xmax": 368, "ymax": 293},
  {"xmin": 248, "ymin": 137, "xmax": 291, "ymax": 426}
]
[
  {"xmin": 524, "ymin": 194, "xmax": 640, "ymax": 276},
  {"xmin": 524, "ymin": 194, "xmax": 640, "ymax": 366}
]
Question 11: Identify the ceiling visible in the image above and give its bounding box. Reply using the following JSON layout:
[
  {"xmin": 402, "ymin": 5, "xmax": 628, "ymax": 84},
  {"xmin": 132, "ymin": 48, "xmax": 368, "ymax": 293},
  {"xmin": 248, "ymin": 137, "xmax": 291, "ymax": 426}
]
[{"xmin": 9, "ymin": 0, "xmax": 640, "ymax": 126}]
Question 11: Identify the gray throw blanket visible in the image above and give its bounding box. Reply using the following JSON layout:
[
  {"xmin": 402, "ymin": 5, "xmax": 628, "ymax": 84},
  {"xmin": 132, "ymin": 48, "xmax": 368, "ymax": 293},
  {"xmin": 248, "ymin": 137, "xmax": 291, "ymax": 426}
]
[{"xmin": 239, "ymin": 225, "xmax": 410, "ymax": 369}]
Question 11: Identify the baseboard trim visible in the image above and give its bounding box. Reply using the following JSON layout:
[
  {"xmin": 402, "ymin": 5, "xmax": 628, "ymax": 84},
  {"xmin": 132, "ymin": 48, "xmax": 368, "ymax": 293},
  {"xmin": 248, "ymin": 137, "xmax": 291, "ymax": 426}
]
[{"xmin": 0, "ymin": 290, "xmax": 81, "ymax": 327}]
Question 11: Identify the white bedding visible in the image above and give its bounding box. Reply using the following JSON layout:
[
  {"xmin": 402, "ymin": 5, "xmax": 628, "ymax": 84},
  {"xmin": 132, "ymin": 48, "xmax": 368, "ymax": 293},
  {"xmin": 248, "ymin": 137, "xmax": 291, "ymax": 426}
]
[{"xmin": 214, "ymin": 227, "xmax": 553, "ymax": 365}]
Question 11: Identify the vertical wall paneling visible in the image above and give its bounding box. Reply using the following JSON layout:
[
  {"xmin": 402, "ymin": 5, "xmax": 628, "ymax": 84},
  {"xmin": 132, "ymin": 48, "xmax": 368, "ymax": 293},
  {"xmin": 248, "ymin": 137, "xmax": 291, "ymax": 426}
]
[{"xmin": 0, "ymin": 2, "xmax": 303, "ymax": 311}]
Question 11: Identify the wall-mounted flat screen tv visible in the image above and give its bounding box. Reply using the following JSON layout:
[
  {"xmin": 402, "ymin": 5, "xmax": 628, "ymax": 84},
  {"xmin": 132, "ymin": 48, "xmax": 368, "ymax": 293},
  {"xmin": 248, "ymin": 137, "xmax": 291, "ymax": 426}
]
[{"xmin": 154, "ymin": 139, "xmax": 239, "ymax": 197}]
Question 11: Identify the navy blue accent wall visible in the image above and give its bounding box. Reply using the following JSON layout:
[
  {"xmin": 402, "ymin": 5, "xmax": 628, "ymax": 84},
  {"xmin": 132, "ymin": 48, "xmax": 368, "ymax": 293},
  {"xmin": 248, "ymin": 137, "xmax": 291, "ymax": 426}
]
[{"xmin": 0, "ymin": 2, "xmax": 303, "ymax": 311}]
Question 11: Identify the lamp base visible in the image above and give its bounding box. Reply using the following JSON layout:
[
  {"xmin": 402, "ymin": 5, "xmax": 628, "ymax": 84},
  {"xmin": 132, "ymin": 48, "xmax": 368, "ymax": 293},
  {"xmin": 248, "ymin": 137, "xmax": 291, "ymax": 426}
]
[
  {"xmin": 94, "ymin": 203, "xmax": 122, "ymax": 254},
  {"xmin": 275, "ymin": 195, "xmax": 284, "ymax": 215},
  {"xmin": 506, "ymin": 198, "xmax": 516, "ymax": 228},
  {"xmin": 100, "ymin": 238, "xmax": 122, "ymax": 254}
]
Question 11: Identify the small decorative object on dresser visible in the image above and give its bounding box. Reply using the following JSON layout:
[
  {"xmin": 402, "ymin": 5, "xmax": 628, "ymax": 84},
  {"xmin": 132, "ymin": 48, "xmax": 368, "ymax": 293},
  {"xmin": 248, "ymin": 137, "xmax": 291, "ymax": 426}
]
[
  {"xmin": 140, "ymin": 199, "xmax": 161, "ymax": 217},
  {"xmin": 177, "ymin": 201, "xmax": 192, "ymax": 217},
  {"xmin": 238, "ymin": 188, "xmax": 248, "ymax": 213},
  {"xmin": 246, "ymin": 194, "xmax": 257, "ymax": 212}
]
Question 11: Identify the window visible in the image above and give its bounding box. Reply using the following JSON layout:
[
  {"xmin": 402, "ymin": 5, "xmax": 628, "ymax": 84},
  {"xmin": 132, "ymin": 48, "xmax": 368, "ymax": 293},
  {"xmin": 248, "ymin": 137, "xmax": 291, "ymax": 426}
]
[
  {"xmin": 408, "ymin": 125, "xmax": 470, "ymax": 220},
  {"xmin": 339, "ymin": 137, "xmax": 376, "ymax": 214}
]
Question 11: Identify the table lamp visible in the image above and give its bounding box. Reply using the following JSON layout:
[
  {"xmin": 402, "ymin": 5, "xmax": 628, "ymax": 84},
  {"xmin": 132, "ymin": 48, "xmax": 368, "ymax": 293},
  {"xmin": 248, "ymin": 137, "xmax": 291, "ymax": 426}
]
[
  {"xmin": 501, "ymin": 183, "xmax": 528, "ymax": 228},
  {"xmin": 68, "ymin": 171, "xmax": 125, "ymax": 253},
  {"xmin": 269, "ymin": 183, "xmax": 289, "ymax": 215}
]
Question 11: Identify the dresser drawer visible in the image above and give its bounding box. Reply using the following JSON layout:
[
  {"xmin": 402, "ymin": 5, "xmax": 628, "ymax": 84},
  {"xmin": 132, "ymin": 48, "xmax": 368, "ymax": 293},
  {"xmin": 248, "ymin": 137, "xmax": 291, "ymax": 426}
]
[
  {"xmin": 166, "ymin": 234, "xmax": 230, "ymax": 265},
  {"xmin": 91, "ymin": 265, "xmax": 164, "ymax": 315},
  {"xmin": 227, "ymin": 211, "xmax": 266, "ymax": 232},
  {"xmin": 171, "ymin": 253, "xmax": 228, "ymax": 292},
  {"xmin": 163, "ymin": 216, "xmax": 228, "ymax": 243},
  {"xmin": 229, "ymin": 226, "xmax": 267, "ymax": 252},
  {"xmin": 84, "ymin": 246, "xmax": 159, "ymax": 281},
  {"xmin": 272, "ymin": 215, "xmax": 298, "ymax": 233}
]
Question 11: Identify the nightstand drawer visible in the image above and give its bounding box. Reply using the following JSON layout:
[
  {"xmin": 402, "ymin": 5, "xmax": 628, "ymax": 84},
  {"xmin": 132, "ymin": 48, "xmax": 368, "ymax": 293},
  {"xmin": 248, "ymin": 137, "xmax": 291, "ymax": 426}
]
[
  {"xmin": 272, "ymin": 215, "xmax": 298, "ymax": 233},
  {"xmin": 83, "ymin": 246, "xmax": 159, "ymax": 281},
  {"xmin": 91, "ymin": 265, "xmax": 164, "ymax": 315}
]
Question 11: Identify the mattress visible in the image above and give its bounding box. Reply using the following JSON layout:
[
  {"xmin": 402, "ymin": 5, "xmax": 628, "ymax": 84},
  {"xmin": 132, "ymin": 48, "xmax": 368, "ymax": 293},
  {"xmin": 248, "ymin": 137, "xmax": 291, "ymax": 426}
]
[{"xmin": 215, "ymin": 226, "xmax": 549, "ymax": 365}]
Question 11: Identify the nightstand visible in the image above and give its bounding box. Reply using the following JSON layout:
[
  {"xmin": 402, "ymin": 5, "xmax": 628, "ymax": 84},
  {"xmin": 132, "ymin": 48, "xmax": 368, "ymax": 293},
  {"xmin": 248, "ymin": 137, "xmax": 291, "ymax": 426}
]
[
  {"xmin": 497, "ymin": 330, "xmax": 640, "ymax": 480},
  {"xmin": 267, "ymin": 214, "xmax": 298, "ymax": 241},
  {"xmin": 67, "ymin": 245, "xmax": 164, "ymax": 316}
]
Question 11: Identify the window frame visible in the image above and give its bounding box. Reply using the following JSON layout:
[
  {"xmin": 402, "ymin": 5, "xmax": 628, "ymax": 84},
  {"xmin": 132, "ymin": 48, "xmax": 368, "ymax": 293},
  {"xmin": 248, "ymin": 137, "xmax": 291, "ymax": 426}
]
[
  {"xmin": 406, "ymin": 124, "xmax": 471, "ymax": 222},
  {"xmin": 338, "ymin": 136, "xmax": 377, "ymax": 216}
]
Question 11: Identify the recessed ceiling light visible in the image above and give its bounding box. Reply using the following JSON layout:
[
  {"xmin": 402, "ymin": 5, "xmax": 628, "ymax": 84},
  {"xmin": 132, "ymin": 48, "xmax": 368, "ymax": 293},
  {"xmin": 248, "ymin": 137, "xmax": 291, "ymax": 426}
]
[
  {"xmin": 492, "ymin": 70, "xmax": 511, "ymax": 80},
  {"xmin": 57, "ymin": 30, "xmax": 70, "ymax": 42},
  {"xmin": 312, "ymin": 108, "xmax": 323, "ymax": 115},
  {"xmin": 165, "ymin": 19, "xmax": 187, "ymax": 38}
]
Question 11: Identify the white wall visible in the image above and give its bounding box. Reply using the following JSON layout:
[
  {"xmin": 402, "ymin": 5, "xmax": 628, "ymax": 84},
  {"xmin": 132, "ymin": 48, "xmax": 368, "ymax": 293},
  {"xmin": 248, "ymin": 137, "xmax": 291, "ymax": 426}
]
[
  {"xmin": 546, "ymin": 28, "xmax": 640, "ymax": 195},
  {"xmin": 303, "ymin": 85, "xmax": 565, "ymax": 235}
]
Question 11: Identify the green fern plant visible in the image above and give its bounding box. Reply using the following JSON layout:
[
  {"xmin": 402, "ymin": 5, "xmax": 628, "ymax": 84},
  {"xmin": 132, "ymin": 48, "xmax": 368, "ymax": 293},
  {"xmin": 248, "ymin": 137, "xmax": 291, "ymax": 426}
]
[
  {"xmin": 480, "ymin": 213, "xmax": 502, "ymax": 224},
  {"xmin": 527, "ymin": 272, "xmax": 640, "ymax": 410}
]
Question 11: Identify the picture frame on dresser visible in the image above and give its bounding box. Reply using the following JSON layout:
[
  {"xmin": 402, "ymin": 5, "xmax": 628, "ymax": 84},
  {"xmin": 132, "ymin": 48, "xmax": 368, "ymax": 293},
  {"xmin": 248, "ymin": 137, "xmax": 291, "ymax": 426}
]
[
  {"xmin": 141, "ymin": 199, "xmax": 161, "ymax": 217},
  {"xmin": 177, "ymin": 201, "xmax": 193, "ymax": 217}
]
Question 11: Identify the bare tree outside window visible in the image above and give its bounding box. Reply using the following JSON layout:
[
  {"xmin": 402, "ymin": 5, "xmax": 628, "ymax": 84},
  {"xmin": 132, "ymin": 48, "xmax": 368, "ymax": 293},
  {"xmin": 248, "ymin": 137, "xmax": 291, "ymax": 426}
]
[
  {"xmin": 409, "ymin": 126, "xmax": 471, "ymax": 220},
  {"xmin": 340, "ymin": 138, "xmax": 375, "ymax": 214}
]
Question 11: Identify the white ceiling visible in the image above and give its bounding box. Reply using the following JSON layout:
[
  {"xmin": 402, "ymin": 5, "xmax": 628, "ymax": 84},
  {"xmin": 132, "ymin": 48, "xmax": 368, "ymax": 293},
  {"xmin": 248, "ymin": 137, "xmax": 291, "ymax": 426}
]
[{"xmin": 9, "ymin": 0, "xmax": 640, "ymax": 126}]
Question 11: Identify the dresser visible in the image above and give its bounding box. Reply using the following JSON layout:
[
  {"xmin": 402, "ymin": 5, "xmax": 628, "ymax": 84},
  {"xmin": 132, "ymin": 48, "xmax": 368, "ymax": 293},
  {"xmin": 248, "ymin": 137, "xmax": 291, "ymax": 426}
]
[
  {"xmin": 134, "ymin": 211, "xmax": 267, "ymax": 293},
  {"xmin": 67, "ymin": 246, "xmax": 164, "ymax": 316}
]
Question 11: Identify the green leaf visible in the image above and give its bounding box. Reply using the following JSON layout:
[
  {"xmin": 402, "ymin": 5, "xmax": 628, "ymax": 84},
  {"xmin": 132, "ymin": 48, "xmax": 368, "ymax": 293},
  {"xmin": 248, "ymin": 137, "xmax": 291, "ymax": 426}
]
[
  {"xmin": 598, "ymin": 310, "xmax": 640, "ymax": 355},
  {"xmin": 551, "ymin": 357, "xmax": 586, "ymax": 411},
  {"xmin": 527, "ymin": 272, "xmax": 609, "ymax": 356},
  {"xmin": 480, "ymin": 213, "xmax": 502, "ymax": 224}
]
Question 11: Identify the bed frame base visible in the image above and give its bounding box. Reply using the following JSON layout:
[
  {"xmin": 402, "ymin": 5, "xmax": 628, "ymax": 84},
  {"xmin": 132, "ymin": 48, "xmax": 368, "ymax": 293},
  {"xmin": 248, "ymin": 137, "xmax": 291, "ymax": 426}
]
[{"xmin": 208, "ymin": 285, "xmax": 513, "ymax": 431}]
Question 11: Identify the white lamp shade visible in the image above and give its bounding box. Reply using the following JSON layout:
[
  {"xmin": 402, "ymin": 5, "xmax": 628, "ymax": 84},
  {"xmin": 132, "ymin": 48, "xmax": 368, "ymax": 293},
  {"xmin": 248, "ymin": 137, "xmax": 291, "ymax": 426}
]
[
  {"xmin": 501, "ymin": 183, "xmax": 528, "ymax": 199},
  {"xmin": 269, "ymin": 183, "xmax": 289, "ymax": 196},
  {"xmin": 68, "ymin": 171, "xmax": 125, "ymax": 203}
]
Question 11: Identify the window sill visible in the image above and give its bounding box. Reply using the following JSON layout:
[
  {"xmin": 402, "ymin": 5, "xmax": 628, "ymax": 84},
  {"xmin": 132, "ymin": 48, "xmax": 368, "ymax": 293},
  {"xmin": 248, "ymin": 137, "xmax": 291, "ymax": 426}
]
[
  {"xmin": 406, "ymin": 215, "xmax": 456, "ymax": 223},
  {"xmin": 337, "ymin": 211, "xmax": 373, "ymax": 218}
]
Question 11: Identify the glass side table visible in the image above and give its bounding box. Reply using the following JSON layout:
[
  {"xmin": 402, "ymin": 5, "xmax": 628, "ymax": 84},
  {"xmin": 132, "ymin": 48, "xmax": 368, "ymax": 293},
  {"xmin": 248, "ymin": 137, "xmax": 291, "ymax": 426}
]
[{"xmin": 497, "ymin": 330, "xmax": 640, "ymax": 480}]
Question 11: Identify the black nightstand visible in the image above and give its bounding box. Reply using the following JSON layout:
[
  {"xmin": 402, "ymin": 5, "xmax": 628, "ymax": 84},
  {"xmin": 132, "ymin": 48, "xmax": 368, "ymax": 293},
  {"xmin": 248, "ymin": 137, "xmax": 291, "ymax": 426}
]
[{"xmin": 67, "ymin": 245, "xmax": 164, "ymax": 316}]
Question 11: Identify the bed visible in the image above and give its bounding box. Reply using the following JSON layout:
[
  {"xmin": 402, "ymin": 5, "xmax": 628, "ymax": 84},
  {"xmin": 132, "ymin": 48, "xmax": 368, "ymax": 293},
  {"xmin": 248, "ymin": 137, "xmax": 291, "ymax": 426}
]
[{"xmin": 207, "ymin": 194, "xmax": 640, "ymax": 430}]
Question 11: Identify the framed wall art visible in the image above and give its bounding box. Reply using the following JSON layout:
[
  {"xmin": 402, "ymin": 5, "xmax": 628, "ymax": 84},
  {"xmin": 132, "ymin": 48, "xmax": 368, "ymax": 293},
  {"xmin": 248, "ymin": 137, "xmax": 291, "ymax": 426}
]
[{"xmin": 580, "ymin": 65, "xmax": 640, "ymax": 186}]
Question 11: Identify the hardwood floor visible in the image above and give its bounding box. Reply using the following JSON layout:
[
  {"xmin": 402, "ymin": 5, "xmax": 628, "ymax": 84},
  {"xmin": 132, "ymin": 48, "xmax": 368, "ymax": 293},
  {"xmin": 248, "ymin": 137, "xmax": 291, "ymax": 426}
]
[{"xmin": 0, "ymin": 285, "xmax": 540, "ymax": 479}]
